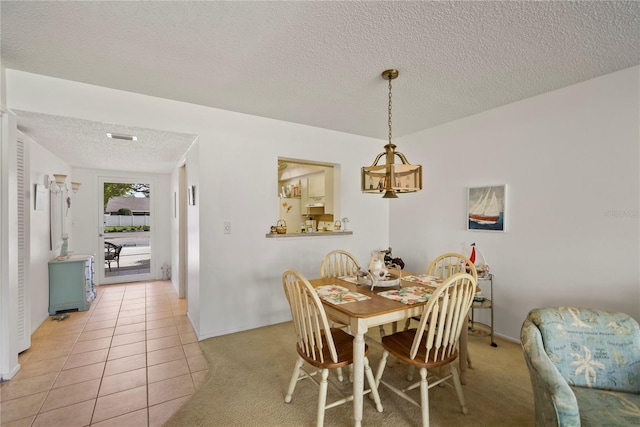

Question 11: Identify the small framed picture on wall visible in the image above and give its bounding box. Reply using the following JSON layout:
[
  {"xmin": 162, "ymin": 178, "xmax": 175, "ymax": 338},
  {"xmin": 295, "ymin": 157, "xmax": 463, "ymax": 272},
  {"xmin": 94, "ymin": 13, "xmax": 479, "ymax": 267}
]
[
  {"xmin": 188, "ymin": 185, "xmax": 196, "ymax": 206},
  {"xmin": 467, "ymin": 185, "xmax": 506, "ymax": 232}
]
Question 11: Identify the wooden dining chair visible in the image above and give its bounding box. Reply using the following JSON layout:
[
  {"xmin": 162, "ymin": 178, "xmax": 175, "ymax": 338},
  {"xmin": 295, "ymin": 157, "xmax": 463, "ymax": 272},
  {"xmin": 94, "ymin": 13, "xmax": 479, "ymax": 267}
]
[
  {"xmin": 320, "ymin": 249, "xmax": 394, "ymax": 379},
  {"xmin": 320, "ymin": 250, "xmax": 362, "ymax": 380},
  {"xmin": 320, "ymin": 249, "xmax": 361, "ymax": 279},
  {"xmin": 404, "ymin": 253, "xmax": 477, "ymax": 330},
  {"xmin": 374, "ymin": 272, "xmax": 477, "ymax": 427},
  {"xmin": 282, "ymin": 269, "xmax": 383, "ymax": 427},
  {"xmin": 428, "ymin": 253, "xmax": 477, "ymax": 281},
  {"xmin": 404, "ymin": 253, "xmax": 477, "ymax": 379}
]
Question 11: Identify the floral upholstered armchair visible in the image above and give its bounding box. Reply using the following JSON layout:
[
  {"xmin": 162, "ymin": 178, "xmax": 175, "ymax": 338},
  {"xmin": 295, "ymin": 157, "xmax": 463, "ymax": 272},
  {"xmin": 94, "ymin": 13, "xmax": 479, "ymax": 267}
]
[{"xmin": 521, "ymin": 307, "xmax": 640, "ymax": 427}]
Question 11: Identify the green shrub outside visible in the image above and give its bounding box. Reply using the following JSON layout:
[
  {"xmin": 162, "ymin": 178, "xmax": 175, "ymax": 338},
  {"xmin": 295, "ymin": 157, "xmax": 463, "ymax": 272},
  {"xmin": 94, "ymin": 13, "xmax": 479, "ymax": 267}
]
[{"xmin": 104, "ymin": 225, "xmax": 150, "ymax": 232}]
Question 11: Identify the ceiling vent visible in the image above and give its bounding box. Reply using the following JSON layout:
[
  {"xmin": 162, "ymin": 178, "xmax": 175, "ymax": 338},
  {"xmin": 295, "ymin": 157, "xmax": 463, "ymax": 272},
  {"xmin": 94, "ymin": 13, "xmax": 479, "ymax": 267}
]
[{"xmin": 106, "ymin": 133, "xmax": 137, "ymax": 141}]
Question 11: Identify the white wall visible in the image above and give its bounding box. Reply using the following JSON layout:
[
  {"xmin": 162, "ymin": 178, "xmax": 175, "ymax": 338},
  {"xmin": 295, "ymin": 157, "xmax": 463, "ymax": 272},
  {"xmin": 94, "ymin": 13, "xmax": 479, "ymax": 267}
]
[
  {"xmin": 28, "ymin": 135, "xmax": 72, "ymax": 330},
  {"xmin": 191, "ymin": 113, "xmax": 390, "ymax": 338},
  {"xmin": 11, "ymin": 67, "xmax": 636, "ymax": 345},
  {"xmin": 391, "ymin": 65, "xmax": 640, "ymax": 341},
  {"xmin": 6, "ymin": 70, "xmax": 391, "ymax": 341},
  {"xmin": 1, "ymin": 108, "xmax": 20, "ymax": 379},
  {"xmin": 183, "ymin": 142, "xmax": 200, "ymax": 332}
]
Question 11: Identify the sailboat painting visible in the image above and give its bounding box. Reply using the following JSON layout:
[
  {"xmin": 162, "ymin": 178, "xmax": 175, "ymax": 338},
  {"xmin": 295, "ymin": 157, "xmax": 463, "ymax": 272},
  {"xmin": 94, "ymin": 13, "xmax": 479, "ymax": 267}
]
[{"xmin": 467, "ymin": 185, "xmax": 506, "ymax": 231}]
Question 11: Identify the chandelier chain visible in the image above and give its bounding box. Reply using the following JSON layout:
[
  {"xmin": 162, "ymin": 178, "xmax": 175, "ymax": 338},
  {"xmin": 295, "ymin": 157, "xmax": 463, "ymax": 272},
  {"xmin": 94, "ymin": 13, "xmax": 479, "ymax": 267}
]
[
  {"xmin": 362, "ymin": 68, "xmax": 422, "ymax": 198},
  {"xmin": 388, "ymin": 78, "xmax": 393, "ymax": 144}
]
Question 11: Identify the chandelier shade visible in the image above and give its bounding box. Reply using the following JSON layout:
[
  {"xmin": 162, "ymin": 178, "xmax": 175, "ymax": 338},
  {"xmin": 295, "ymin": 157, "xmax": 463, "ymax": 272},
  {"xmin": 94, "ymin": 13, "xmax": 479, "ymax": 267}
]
[
  {"xmin": 361, "ymin": 69, "xmax": 422, "ymax": 199},
  {"xmin": 361, "ymin": 144, "xmax": 422, "ymax": 199}
]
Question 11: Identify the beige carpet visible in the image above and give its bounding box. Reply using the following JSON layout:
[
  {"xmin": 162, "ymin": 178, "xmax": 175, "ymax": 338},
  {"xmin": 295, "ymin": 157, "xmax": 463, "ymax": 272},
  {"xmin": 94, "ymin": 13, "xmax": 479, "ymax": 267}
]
[{"xmin": 165, "ymin": 322, "xmax": 534, "ymax": 427}]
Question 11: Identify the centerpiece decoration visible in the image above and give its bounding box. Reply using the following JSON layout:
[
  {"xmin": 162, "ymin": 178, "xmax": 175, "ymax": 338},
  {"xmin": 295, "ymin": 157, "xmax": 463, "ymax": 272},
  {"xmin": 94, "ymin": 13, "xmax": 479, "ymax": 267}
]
[
  {"xmin": 356, "ymin": 248, "xmax": 403, "ymax": 290},
  {"xmin": 384, "ymin": 247, "xmax": 405, "ymax": 270}
]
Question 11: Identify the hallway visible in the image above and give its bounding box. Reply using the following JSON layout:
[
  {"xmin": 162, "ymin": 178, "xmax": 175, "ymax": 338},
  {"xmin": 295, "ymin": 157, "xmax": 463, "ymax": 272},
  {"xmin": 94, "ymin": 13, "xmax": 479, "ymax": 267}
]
[{"xmin": 0, "ymin": 280, "xmax": 206, "ymax": 426}]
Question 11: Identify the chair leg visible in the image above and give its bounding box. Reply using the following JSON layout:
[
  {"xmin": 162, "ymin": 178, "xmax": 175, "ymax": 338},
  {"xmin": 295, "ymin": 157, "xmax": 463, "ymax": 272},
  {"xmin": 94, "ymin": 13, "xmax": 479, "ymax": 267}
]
[
  {"xmin": 419, "ymin": 367, "xmax": 430, "ymax": 427},
  {"xmin": 317, "ymin": 368, "xmax": 329, "ymax": 427},
  {"xmin": 285, "ymin": 357, "xmax": 304, "ymax": 403},
  {"xmin": 332, "ymin": 324, "xmax": 351, "ymax": 382},
  {"xmin": 466, "ymin": 316, "xmax": 473, "ymax": 368},
  {"xmin": 450, "ymin": 363, "xmax": 469, "ymax": 415},
  {"xmin": 407, "ymin": 365, "xmax": 415, "ymax": 381},
  {"xmin": 364, "ymin": 357, "xmax": 383, "ymax": 412},
  {"xmin": 374, "ymin": 349, "xmax": 390, "ymax": 388},
  {"xmin": 377, "ymin": 325, "xmax": 396, "ymax": 368},
  {"xmin": 377, "ymin": 322, "xmax": 398, "ymax": 337}
]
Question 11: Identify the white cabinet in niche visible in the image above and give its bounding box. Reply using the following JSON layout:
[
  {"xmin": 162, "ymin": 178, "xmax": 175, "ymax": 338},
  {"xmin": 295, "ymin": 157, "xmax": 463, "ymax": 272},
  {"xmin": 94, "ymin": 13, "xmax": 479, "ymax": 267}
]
[{"xmin": 308, "ymin": 172, "xmax": 325, "ymax": 198}]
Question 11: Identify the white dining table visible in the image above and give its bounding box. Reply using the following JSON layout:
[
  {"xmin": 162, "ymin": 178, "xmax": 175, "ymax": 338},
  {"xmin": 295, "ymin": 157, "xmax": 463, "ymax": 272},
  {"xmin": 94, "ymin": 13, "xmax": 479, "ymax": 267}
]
[{"xmin": 310, "ymin": 274, "xmax": 469, "ymax": 427}]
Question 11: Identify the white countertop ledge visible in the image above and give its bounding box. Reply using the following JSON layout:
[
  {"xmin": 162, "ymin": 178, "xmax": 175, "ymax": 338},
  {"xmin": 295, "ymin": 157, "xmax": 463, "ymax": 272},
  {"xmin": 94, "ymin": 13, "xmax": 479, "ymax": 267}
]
[{"xmin": 265, "ymin": 231, "xmax": 353, "ymax": 238}]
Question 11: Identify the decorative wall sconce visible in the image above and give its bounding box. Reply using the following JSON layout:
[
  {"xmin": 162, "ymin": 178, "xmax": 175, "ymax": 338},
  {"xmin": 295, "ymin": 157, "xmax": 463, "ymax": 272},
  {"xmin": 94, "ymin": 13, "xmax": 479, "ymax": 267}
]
[
  {"xmin": 70, "ymin": 182, "xmax": 82, "ymax": 194},
  {"xmin": 361, "ymin": 69, "xmax": 422, "ymax": 199},
  {"xmin": 46, "ymin": 174, "xmax": 67, "ymax": 193},
  {"xmin": 45, "ymin": 174, "xmax": 81, "ymax": 196}
]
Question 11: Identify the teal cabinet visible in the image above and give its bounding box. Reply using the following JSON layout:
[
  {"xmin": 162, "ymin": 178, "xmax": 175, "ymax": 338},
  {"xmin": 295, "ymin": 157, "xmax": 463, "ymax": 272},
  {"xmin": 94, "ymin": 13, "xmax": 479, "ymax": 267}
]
[{"xmin": 48, "ymin": 254, "xmax": 96, "ymax": 315}]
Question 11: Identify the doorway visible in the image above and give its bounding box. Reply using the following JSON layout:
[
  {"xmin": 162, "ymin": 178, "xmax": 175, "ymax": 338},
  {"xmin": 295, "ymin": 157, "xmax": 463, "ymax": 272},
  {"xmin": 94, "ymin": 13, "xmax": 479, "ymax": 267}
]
[{"xmin": 99, "ymin": 177, "xmax": 154, "ymax": 284}]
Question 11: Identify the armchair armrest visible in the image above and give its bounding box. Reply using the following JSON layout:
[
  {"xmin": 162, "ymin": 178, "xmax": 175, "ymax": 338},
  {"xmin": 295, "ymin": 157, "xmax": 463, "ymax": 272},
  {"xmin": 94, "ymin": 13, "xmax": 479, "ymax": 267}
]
[{"xmin": 521, "ymin": 319, "xmax": 581, "ymax": 427}]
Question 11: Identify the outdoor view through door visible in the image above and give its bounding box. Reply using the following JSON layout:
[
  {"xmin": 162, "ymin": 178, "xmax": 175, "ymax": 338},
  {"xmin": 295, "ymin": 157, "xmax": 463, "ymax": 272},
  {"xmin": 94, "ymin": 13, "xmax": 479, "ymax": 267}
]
[{"xmin": 102, "ymin": 181, "xmax": 151, "ymax": 282}]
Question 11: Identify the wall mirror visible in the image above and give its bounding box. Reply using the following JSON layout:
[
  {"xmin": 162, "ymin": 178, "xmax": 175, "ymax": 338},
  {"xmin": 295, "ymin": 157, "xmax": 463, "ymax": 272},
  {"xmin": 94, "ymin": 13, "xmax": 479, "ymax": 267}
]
[{"xmin": 50, "ymin": 191, "xmax": 63, "ymax": 251}]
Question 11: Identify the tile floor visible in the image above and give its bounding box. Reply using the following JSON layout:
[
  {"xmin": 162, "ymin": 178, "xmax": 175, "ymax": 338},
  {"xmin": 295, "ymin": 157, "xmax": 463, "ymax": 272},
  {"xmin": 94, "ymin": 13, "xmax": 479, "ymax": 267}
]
[{"xmin": 0, "ymin": 280, "xmax": 207, "ymax": 426}]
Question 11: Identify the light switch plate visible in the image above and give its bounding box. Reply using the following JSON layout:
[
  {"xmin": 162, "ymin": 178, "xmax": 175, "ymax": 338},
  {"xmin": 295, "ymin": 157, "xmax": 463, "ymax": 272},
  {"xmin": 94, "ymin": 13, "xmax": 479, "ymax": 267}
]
[{"xmin": 223, "ymin": 222, "xmax": 231, "ymax": 234}]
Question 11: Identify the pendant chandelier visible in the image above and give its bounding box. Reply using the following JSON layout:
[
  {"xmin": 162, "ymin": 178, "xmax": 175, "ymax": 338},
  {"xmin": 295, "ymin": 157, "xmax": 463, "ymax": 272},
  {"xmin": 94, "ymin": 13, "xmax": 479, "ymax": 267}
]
[{"xmin": 361, "ymin": 69, "xmax": 422, "ymax": 199}]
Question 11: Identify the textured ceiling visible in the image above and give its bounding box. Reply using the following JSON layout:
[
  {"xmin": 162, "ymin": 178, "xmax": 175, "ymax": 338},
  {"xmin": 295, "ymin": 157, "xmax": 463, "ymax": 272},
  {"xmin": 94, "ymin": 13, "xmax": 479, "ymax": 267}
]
[
  {"xmin": 2, "ymin": 1, "xmax": 640, "ymax": 173},
  {"xmin": 13, "ymin": 110, "xmax": 197, "ymax": 174}
]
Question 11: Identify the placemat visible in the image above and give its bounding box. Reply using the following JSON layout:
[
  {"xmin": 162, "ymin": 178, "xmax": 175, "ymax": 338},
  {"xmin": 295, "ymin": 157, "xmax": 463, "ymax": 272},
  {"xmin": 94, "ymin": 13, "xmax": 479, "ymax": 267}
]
[
  {"xmin": 403, "ymin": 275, "xmax": 483, "ymax": 297},
  {"xmin": 316, "ymin": 284, "xmax": 371, "ymax": 305},
  {"xmin": 402, "ymin": 274, "xmax": 485, "ymax": 302},
  {"xmin": 401, "ymin": 275, "xmax": 443, "ymax": 286},
  {"xmin": 337, "ymin": 275, "xmax": 358, "ymax": 284},
  {"xmin": 377, "ymin": 286, "xmax": 435, "ymax": 305}
]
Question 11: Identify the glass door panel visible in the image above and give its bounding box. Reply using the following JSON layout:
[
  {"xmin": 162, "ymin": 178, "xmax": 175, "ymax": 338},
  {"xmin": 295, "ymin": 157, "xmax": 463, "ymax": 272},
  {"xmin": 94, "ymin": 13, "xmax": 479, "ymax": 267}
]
[
  {"xmin": 99, "ymin": 178, "xmax": 153, "ymax": 284},
  {"xmin": 104, "ymin": 234, "xmax": 150, "ymax": 277}
]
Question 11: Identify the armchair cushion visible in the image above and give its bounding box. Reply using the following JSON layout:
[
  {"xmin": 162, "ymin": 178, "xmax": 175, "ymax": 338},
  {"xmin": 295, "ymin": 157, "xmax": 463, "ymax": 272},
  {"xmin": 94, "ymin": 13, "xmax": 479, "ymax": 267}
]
[
  {"xmin": 572, "ymin": 386, "xmax": 640, "ymax": 426},
  {"xmin": 527, "ymin": 307, "xmax": 640, "ymax": 392},
  {"xmin": 521, "ymin": 307, "xmax": 640, "ymax": 427}
]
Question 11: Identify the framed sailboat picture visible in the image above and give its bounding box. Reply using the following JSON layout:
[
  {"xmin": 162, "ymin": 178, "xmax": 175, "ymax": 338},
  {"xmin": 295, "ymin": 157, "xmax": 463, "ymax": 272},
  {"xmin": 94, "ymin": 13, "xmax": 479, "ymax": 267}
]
[{"xmin": 467, "ymin": 185, "xmax": 506, "ymax": 232}]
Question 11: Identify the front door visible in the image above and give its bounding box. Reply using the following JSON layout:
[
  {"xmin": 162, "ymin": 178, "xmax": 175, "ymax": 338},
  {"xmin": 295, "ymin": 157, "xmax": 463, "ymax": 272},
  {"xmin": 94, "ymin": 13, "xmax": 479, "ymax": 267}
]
[{"xmin": 99, "ymin": 177, "xmax": 154, "ymax": 284}]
